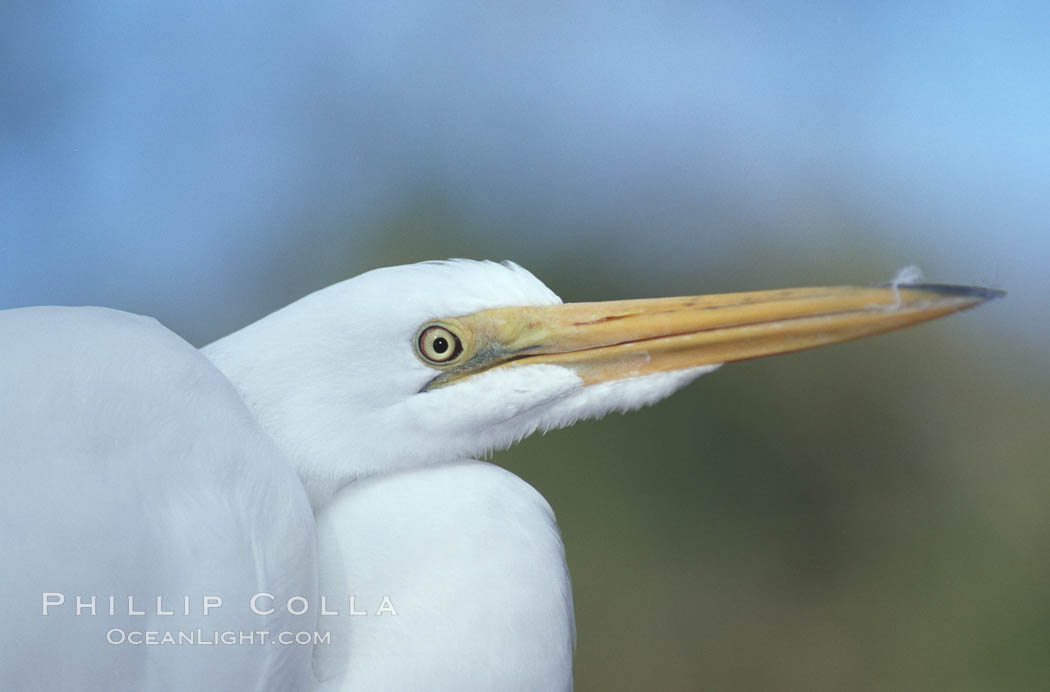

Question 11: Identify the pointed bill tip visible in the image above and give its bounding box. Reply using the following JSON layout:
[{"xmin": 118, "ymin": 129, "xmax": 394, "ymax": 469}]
[{"xmin": 887, "ymin": 283, "xmax": 1006, "ymax": 304}]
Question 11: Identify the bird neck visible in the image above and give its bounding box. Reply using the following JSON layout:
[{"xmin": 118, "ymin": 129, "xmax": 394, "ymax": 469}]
[{"xmin": 201, "ymin": 299, "xmax": 367, "ymax": 510}]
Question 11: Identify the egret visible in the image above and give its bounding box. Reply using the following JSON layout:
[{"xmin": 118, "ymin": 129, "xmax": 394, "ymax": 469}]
[{"xmin": 0, "ymin": 260, "xmax": 1001, "ymax": 691}]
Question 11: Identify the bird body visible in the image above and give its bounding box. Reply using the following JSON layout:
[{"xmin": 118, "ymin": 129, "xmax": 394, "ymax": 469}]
[
  {"xmin": 0, "ymin": 260, "xmax": 1000, "ymax": 690},
  {"xmin": 313, "ymin": 460, "xmax": 573, "ymax": 691},
  {"xmin": 0, "ymin": 306, "xmax": 316, "ymax": 691}
]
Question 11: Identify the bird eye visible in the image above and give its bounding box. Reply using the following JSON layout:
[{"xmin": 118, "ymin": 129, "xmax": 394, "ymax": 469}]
[{"xmin": 417, "ymin": 325, "xmax": 463, "ymax": 364}]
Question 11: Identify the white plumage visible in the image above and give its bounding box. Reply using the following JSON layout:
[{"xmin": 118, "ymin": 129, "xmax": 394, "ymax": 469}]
[
  {"xmin": 0, "ymin": 260, "xmax": 997, "ymax": 690},
  {"xmin": 1, "ymin": 307, "xmax": 315, "ymax": 691},
  {"xmin": 313, "ymin": 461, "xmax": 573, "ymax": 691}
]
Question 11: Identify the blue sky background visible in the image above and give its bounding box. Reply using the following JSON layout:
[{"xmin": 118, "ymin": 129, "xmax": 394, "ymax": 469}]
[{"xmin": 3, "ymin": 1, "xmax": 1046, "ymax": 347}]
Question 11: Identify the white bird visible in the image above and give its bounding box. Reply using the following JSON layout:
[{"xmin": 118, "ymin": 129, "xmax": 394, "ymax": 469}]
[{"xmin": 0, "ymin": 260, "xmax": 1000, "ymax": 691}]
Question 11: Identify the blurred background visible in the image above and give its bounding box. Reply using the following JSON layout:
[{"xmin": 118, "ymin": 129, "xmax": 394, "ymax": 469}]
[{"xmin": 3, "ymin": 1, "xmax": 1047, "ymax": 689}]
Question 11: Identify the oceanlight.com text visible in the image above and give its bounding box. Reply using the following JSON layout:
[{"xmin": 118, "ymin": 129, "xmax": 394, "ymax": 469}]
[{"xmin": 105, "ymin": 629, "xmax": 331, "ymax": 646}]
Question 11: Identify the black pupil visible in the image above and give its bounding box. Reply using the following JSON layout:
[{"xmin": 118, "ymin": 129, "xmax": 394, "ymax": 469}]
[{"xmin": 432, "ymin": 336, "xmax": 449, "ymax": 354}]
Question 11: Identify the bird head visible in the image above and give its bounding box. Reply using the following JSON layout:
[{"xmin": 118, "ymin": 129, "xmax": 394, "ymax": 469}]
[{"xmin": 204, "ymin": 259, "xmax": 1000, "ymax": 508}]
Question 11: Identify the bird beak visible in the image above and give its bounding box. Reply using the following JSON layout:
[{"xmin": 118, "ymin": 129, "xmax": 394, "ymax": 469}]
[{"xmin": 428, "ymin": 283, "xmax": 1003, "ymax": 389}]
